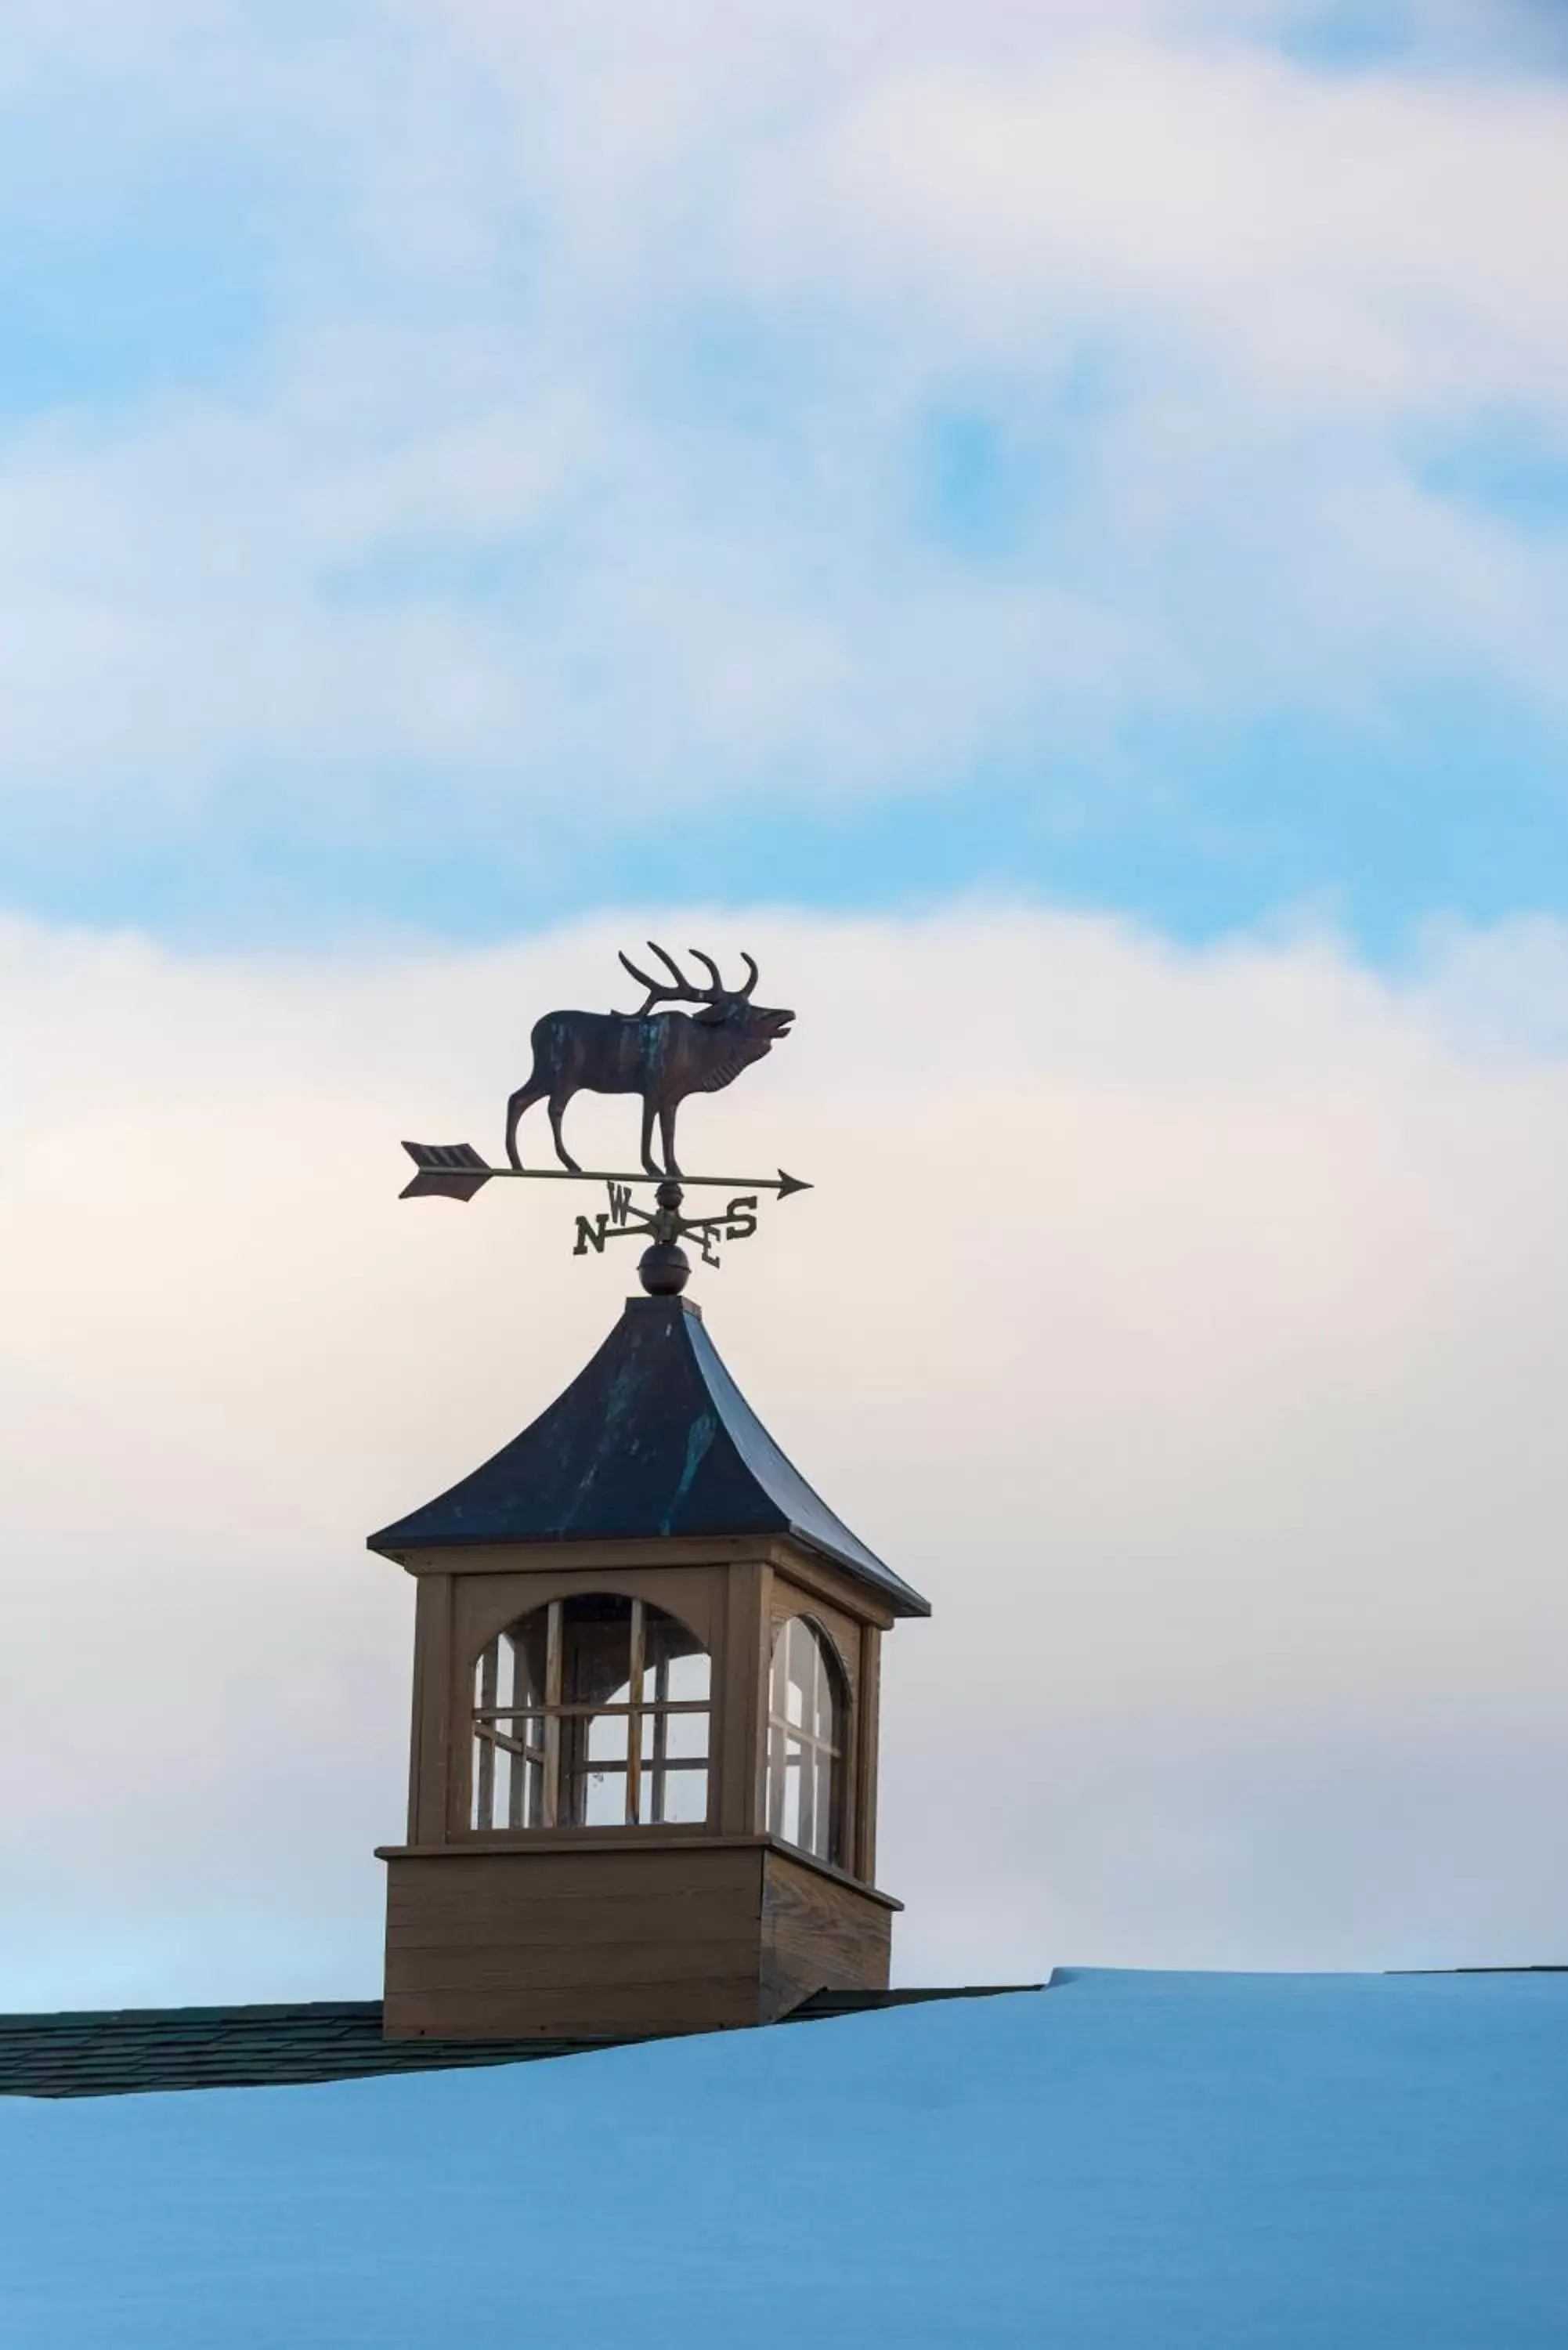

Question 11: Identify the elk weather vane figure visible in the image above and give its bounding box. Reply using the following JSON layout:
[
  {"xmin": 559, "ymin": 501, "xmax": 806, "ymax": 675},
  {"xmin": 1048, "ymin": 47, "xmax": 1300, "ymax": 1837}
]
[
  {"xmin": 504, "ymin": 943, "xmax": 793, "ymax": 1180},
  {"xmin": 397, "ymin": 943, "xmax": 810, "ymax": 1296}
]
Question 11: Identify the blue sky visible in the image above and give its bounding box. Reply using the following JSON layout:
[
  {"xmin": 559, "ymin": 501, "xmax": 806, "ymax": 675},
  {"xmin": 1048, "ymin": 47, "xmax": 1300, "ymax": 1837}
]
[{"xmin": 1, "ymin": 0, "xmax": 1566, "ymax": 956}]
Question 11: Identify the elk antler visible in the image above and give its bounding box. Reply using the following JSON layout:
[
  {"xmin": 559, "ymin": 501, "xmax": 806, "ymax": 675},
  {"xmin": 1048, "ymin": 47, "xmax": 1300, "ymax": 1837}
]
[
  {"xmin": 617, "ymin": 941, "xmax": 757, "ymax": 1016},
  {"xmin": 687, "ymin": 946, "xmax": 759, "ymax": 1000},
  {"xmin": 648, "ymin": 941, "xmax": 699, "ymax": 994},
  {"xmin": 618, "ymin": 941, "xmax": 711, "ymax": 1014}
]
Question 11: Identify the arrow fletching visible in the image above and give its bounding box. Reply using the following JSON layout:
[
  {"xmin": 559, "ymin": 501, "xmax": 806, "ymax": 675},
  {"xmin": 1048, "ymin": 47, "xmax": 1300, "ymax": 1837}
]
[{"xmin": 400, "ymin": 1141, "xmax": 493, "ymax": 1202}]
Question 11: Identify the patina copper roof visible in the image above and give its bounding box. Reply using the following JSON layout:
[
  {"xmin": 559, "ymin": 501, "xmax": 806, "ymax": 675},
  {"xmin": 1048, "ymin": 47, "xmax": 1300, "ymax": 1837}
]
[{"xmin": 367, "ymin": 1296, "xmax": 930, "ymax": 1617}]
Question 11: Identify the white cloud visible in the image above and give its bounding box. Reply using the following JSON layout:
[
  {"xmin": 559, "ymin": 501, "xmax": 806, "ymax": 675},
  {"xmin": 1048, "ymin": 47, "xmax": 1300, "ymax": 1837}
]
[
  {"xmin": 0, "ymin": 4, "xmax": 1564, "ymax": 835},
  {"xmin": 785, "ymin": 48, "xmax": 1568, "ymax": 406},
  {"xmin": 3, "ymin": 903, "xmax": 1567, "ymax": 2004}
]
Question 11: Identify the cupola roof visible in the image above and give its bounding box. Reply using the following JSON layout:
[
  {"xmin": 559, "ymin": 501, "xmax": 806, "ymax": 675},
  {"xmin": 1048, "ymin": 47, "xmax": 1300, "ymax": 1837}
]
[{"xmin": 368, "ymin": 1296, "xmax": 929, "ymax": 1617}]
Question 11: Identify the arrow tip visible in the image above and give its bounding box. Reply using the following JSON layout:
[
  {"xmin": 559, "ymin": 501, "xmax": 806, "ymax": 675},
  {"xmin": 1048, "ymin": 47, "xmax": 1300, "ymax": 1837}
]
[{"xmin": 776, "ymin": 1170, "xmax": 812, "ymax": 1200}]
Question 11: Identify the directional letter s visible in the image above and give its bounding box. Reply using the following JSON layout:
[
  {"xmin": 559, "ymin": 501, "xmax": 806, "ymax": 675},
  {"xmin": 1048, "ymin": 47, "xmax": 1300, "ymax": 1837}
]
[{"xmin": 724, "ymin": 1195, "xmax": 758, "ymax": 1242}]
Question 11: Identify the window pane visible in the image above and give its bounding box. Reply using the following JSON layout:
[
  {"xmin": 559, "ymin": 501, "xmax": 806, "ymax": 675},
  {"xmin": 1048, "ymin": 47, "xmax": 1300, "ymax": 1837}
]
[
  {"xmin": 471, "ymin": 1599, "xmax": 712, "ymax": 1839},
  {"xmin": 663, "ymin": 1647, "xmax": 710, "ymax": 1702},
  {"xmin": 581, "ymin": 1768, "xmax": 627, "ymax": 1826},
  {"xmin": 643, "ymin": 1611, "xmax": 710, "ymax": 1703},
  {"xmin": 563, "ymin": 1596, "xmax": 633, "ymax": 1708},
  {"xmin": 771, "ymin": 1739, "xmax": 799, "ymax": 1842},
  {"xmin": 765, "ymin": 1618, "xmax": 842, "ymax": 1865},
  {"xmin": 766, "ymin": 1719, "xmax": 786, "ymax": 1838},
  {"xmin": 587, "ymin": 1712, "xmax": 629, "ymax": 1763},
  {"xmin": 511, "ymin": 1750, "xmax": 544, "ymax": 1829},
  {"xmin": 660, "ymin": 1767, "xmax": 708, "ymax": 1825},
  {"xmin": 663, "ymin": 1709, "xmax": 707, "ymax": 1762},
  {"xmin": 510, "ymin": 1615, "xmax": 550, "ymax": 1712}
]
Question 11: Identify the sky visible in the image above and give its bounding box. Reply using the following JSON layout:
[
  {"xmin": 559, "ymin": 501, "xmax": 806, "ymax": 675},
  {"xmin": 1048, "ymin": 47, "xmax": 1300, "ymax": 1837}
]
[{"xmin": 2, "ymin": 0, "xmax": 1568, "ymax": 2005}]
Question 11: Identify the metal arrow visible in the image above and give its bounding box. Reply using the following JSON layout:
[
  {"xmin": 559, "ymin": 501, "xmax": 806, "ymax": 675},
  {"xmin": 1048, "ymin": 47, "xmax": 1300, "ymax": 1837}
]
[{"xmin": 399, "ymin": 1141, "xmax": 811, "ymax": 1203}]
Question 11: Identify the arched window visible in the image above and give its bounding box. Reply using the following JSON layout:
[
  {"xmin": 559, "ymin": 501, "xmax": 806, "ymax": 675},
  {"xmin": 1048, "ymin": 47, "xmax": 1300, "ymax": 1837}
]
[
  {"xmin": 471, "ymin": 1596, "xmax": 711, "ymax": 1831},
  {"xmin": 765, "ymin": 1616, "xmax": 844, "ymax": 1866}
]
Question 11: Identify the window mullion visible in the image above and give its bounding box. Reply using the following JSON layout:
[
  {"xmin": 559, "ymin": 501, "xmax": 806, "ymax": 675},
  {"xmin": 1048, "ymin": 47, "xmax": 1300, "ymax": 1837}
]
[
  {"xmin": 475, "ymin": 1639, "xmax": 498, "ymax": 1829},
  {"xmin": 650, "ymin": 1650, "xmax": 670, "ymax": 1825},
  {"xmin": 542, "ymin": 1600, "xmax": 562, "ymax": 1828},
  {"xmin": 471, "ymin": 1599, "xmax": 710, "ymax": 1838},
  {"xmin": 627, "ymin": 1599, "xmax": 645, "ymax": 1828}
]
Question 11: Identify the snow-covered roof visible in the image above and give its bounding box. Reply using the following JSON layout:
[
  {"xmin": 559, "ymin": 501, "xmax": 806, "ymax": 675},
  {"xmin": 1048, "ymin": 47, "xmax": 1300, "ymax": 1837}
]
[
  {"xmin": 2, "ymin": 1967, "xmax": 1563, "ymax": 2345},
  {"xmin": 0, "ymin": 1986, "xmax": 995, "ymax": 2099}
]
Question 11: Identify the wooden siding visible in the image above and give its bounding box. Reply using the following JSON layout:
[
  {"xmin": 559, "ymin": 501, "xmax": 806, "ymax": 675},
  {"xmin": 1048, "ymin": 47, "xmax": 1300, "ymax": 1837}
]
[
  {"xmin": 384, "ymin": 1838, "xmax": 898, "ymax": 2040},
  {"xmin": 760, "ymin": 1847, "xmax": 892, "ymax": 2020},
  {"xmin": 384, "ymin": 1842, "xmax": 768, "ymax": 2038}
]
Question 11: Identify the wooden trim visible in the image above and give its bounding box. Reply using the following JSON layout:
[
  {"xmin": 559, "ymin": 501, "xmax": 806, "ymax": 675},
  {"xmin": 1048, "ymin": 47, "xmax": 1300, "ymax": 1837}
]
[
  {"xmin": 765, "ymin": 1540, "xmax": 898, "ymax": 1632},
  {"xmin": 625, "ymin": 1599, "xmax": 645, "ymax": 1827},
  {"xmin": 404, "ymin": 1579, "xmax": 427, "ymax": 1842},
  {"xmin": 474, "ymin": 1634, "xmax": 497, "ymax": 1828},
  {"xmin": 385, "ymin": 1845, "xmax": 764, "ymax": 1910},
  {"xmin": 390, "ymin": 1536, "xmax": 771, "ymax": 1578},
  {"xmin": 410, "ymin": 1572, "xmax": 453, "ymax": 1846},
  {"xmin": 384, "ymin": 1531, "xmax": 905, "ymax": 1629},
  {"xmin": 839, "ymin": 1626, "xmax": 860, "ymax": 1878},
  {"xmin": 473, "ymin": 1700, "xmax": 708, "ymax": 1721},
  {"xmin": 456, "ymin": 1565, "xmax": 723, "ymax": 1678},
  {"xmin": 704, "ymin": 1564, "xmax": 728, "ymax": 1833},
  {"xmin": 379, "ymin": 1829, "xmax": 717, "ymax": 1858},
  {"xmin": 541, "ymin": 1599, "xmax": 562, "ymax": 1830},
  {"xmin": 375, "ymin": 1831, "xmax": 903, "ymax": 1911},
  {"xmin": 768, "ymin": 1578, "xmax": 862, "ymax": 1704},
  {"xmin": 716, "ymin": 1559, "xmax": 767, "ymax": 1838},
  {"xmin": 756, "ymin": 1833, "xmax": 898, "ymax": 1908},
  {"xmin": 855, "ymin": 1624, "xmax": 882, "ymax": 1885}
]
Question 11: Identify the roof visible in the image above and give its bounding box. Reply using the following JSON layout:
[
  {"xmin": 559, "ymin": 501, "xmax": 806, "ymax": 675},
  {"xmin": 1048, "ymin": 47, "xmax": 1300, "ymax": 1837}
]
[
  {"xmin": 368, "ymin": 1295, "xmax": 929, "ymax": 1616},
  {"xmin": 0, "ymin": 1987, "xmax": 1023, "ymax": 2100},
  {"xmin": 2, "ymin": 1970, "xmax": 1563, "ymax": 2344}
]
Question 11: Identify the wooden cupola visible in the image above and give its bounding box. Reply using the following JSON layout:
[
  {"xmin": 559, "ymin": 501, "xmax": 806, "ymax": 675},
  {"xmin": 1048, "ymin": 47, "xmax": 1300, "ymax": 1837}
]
[{"xmin": 370, "ymin": 1295, "xmax": 929, "ymax": 2041}]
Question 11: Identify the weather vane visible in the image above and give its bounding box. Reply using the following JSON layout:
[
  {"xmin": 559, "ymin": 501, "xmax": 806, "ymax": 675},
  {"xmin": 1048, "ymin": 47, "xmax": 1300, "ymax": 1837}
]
[{"xmin": 397, "ymin": 942, "xmax": 809, "ymax": 1293}]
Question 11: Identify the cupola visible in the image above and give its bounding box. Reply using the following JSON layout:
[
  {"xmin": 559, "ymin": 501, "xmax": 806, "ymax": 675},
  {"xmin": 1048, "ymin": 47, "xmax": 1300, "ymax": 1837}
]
[{"xmin": 370, "ymin": 1292, "xmax": 928, "ymax": 2040}]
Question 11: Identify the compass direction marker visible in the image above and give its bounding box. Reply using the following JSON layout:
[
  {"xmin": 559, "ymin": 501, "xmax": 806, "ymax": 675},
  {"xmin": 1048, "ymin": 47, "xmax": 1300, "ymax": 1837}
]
[{"xmin": 398, "ymin": 1143, "xmax": 810, "ymax": 1283}]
